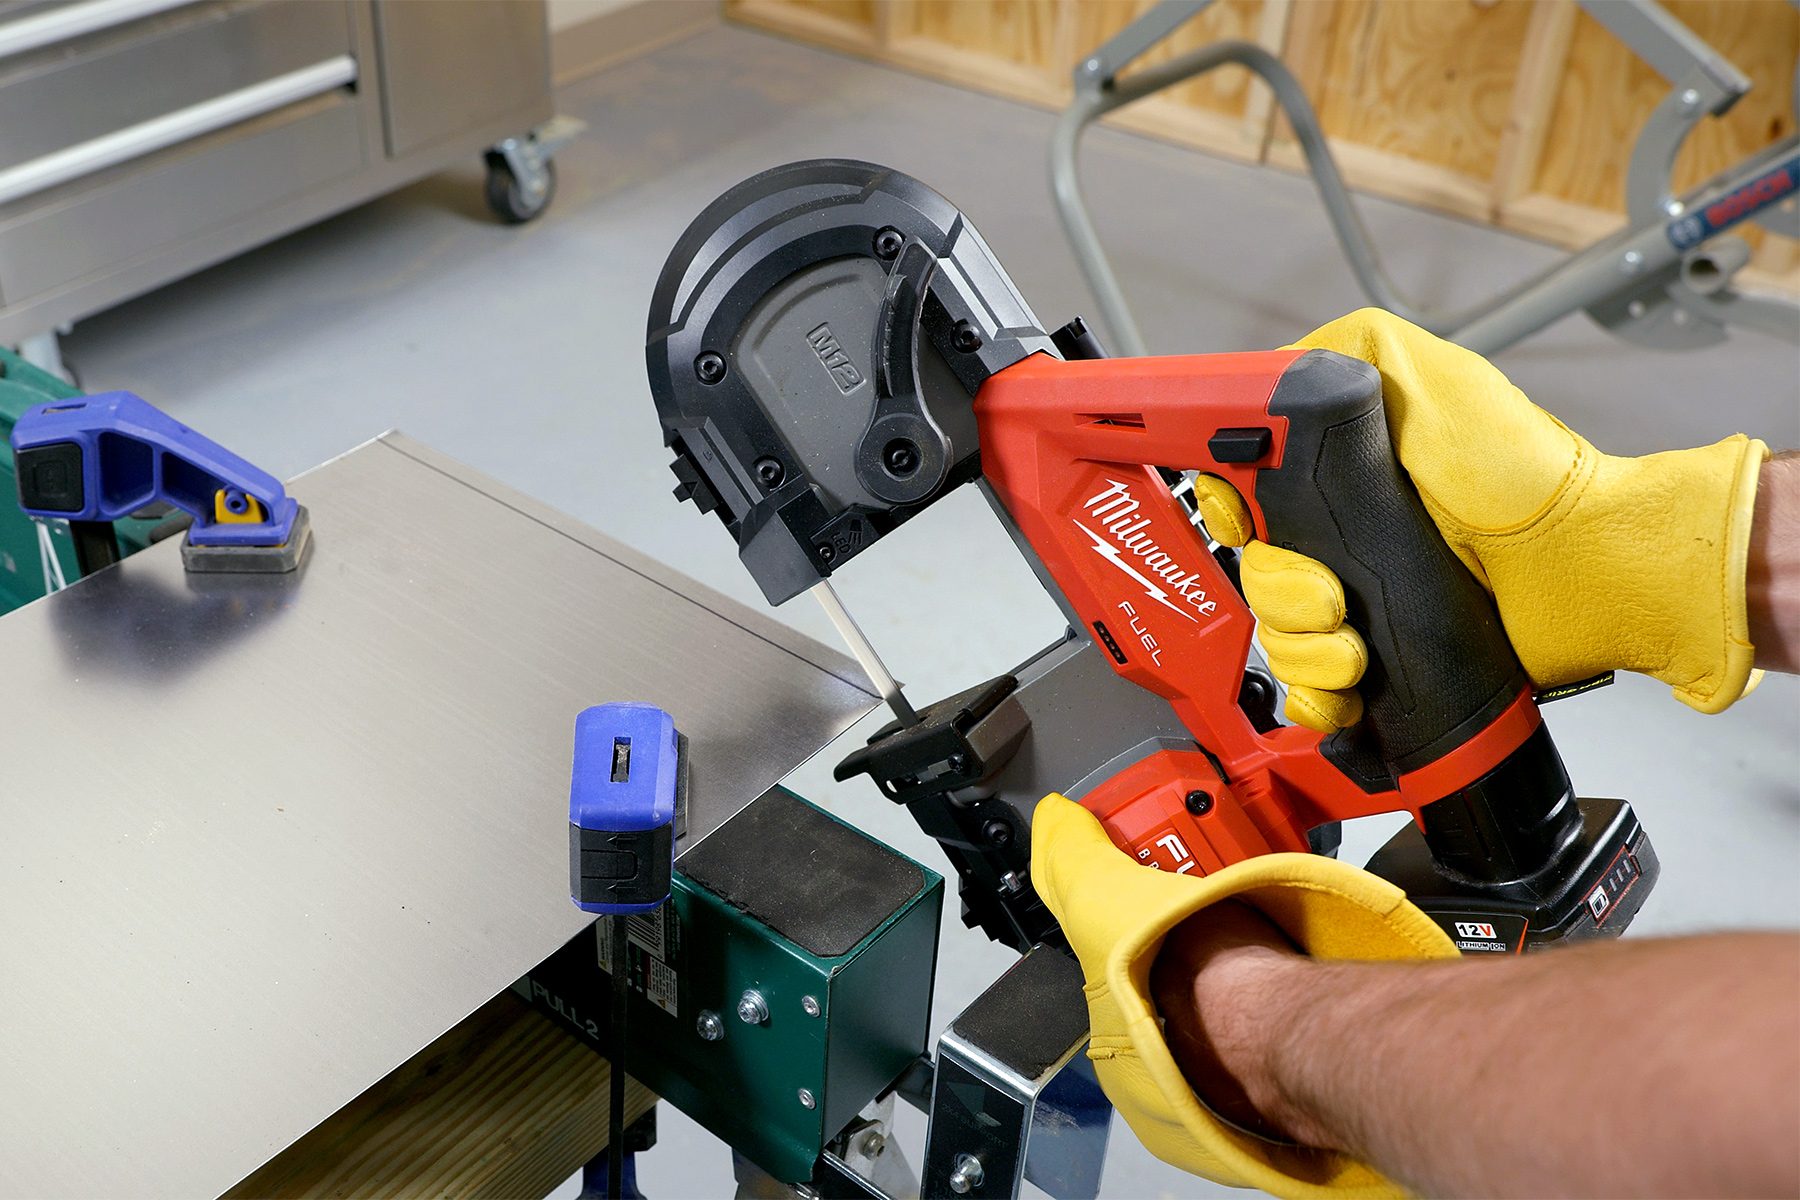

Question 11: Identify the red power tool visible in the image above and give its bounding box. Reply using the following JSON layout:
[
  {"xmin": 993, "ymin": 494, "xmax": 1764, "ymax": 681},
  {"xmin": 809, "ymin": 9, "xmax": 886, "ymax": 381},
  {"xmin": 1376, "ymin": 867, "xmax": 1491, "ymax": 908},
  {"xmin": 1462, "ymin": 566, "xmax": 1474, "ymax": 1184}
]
[{"xmin": 647, "ymin": 160, "xmax": 1656, "ymax": 955}]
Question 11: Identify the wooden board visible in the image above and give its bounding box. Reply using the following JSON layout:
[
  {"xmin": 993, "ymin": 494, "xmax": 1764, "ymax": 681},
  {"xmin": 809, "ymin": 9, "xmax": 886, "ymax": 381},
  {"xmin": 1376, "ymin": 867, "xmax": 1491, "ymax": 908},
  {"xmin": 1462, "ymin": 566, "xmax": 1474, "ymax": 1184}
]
[
  {"xmin": 1280, "ymin": 0, "xmax": 1537, "ymax": 182},
  {"xmin": 1530, "ymin": 0, "xmax": 1799, "ymax": 279},
  {"xmin": 228, "ymin": 993, "xmax": 657, "ymax": 1199},
  {"xmin": 725, "ymin": 0, "xmax": 1798, "ymax": 292}
]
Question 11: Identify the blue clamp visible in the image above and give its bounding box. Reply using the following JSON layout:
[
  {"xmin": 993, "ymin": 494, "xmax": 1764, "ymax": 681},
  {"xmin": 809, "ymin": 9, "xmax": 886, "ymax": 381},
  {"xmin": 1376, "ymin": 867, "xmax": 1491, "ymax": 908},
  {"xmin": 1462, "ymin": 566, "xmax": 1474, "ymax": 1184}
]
[
  {"xmin": 569, "ymin": 703, "xmax": 683, "ymax": 915},
  {"xmin": 10, "ymin": 392, "xmax": 309, "ymax": 571}
]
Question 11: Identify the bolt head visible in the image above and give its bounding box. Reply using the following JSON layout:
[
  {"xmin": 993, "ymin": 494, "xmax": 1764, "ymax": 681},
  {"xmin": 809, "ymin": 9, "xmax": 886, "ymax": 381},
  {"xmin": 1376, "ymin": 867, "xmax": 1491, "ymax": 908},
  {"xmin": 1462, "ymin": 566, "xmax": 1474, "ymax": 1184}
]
[
  {"xmin": 1620, "ymin": 249, "xmax": 1644, "ymax": 275},
  {"xmin": 951, "ymin": 320, "xmax": 983, "ymax": 353},
  {"xmin": 1665, "ymin": 198, "xmax": 1685, "ymax": 217},
  {"xmin": 754, "ymin": 456, "xmax": 784, "ymax": 488},
  {"xmin": 1185, "ymin": 790, "xmax": 1213, "ymax": 815},
  {"xmin": 883, "ymin": 439, "xmax": 920, "ymax": 476},
  {"xmin": 949, "ymin": 1153, "xmax": 984, "ymax": 1194},
  {"xmin": 736, "ymin": 989, "xmax": 769, "ymax": 1025},
  {"xmin": 695, "ymin": 351, "xmax": 727, "ymax": 384},
  {"xmin": 817, "ymin": 543, "xmax": 837, "ymax": 564},
  {"xmin": 982, "ymin": 818, "xmax": 1012, "ymax": 847},
  {"xmin": 797, "ymin": 1088, "xmax": 817, "ymax": 1110},
  {"xmin": 1679, "ymin": 87, "xmax": 1702, "ymax": 110},
  {"xmin": 696, "ymin": 1010, "xmax": 724, "ymax": 1041},
  {"xmin": 873, "ymin": 228, "xmax": 904, "ymax": 260},
  {"xmin": 801, "ymin": 994, "xmax": 822, "ymax": 1017}
]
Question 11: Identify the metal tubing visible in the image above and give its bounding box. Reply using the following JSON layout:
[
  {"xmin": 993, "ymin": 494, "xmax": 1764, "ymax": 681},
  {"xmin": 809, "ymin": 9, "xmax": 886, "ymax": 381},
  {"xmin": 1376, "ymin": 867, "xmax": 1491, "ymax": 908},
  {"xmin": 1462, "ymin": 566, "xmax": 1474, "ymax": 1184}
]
[
  {"xmin": 1051, "ymin": 37, "xmax": 1798, "ymax": 356},
  {"xmin": 1053, "ymin": 40, "xmax": 1523, "ymax": 352}
]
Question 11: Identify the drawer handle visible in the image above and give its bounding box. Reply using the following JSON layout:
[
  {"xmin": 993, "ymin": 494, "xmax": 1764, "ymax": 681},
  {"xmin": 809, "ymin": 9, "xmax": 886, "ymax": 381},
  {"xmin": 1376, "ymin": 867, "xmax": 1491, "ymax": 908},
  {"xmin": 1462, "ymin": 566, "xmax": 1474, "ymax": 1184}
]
[
  {"xmin": 0, "ymin": 0, "xmax": 200, "ymax": 62},
  {"xmin": 0, "ymin": 55, "xmax": 358, "ymax": 208}
]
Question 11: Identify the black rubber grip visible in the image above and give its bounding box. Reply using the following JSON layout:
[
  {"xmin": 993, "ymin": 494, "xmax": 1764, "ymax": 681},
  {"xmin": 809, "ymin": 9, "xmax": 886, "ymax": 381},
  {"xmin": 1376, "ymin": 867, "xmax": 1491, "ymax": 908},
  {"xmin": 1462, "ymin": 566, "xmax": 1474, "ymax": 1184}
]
[{"xmin": 1258, "ymin": 350, "xmax": 1527, "ymax": 792}]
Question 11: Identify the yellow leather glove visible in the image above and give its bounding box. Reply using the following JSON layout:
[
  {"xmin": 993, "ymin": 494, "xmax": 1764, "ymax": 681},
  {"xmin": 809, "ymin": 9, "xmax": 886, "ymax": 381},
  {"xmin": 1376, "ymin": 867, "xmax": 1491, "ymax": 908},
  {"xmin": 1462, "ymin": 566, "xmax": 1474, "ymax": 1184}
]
[
  {"xmin": 1194, "ymin": 308, "xmax": 1769, "ymax": 733},
  {"xmin": 1031, "ymin": 794, "xmax": 1457, "ymax": 1199}
]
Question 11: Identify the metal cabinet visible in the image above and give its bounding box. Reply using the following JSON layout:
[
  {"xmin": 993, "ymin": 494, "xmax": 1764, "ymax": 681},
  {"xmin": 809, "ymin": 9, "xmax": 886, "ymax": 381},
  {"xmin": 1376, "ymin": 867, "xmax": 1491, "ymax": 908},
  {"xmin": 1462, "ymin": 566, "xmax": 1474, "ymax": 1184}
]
[{"xmin": 0, "ymin": 0, "xmax": 565, "ymax": 348}]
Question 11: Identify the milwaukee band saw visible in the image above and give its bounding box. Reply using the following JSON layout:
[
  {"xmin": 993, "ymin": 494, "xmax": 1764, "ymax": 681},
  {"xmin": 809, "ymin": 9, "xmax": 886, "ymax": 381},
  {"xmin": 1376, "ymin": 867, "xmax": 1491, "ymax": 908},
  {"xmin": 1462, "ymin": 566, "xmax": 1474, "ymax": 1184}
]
[{"xmin": 647, "ymin": 159, "xmax": 1657, "ymax": 956}]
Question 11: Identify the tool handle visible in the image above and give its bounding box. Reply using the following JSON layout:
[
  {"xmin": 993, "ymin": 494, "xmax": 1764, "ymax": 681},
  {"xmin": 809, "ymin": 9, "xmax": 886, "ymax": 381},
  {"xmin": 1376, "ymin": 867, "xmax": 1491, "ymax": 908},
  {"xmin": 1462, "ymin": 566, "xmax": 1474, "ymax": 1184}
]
[{"xmin": 1251, "ymin": 349, "xmax": 1527, "ymax": 791}]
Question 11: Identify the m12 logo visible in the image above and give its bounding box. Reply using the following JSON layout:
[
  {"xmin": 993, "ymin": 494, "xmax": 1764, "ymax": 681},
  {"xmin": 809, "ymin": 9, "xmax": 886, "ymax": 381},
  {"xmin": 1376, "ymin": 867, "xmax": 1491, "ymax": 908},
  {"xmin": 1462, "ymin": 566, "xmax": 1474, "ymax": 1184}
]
[{"xmin": 1454, "ymin": 921, "xmax": 1498, "ymax": 939}]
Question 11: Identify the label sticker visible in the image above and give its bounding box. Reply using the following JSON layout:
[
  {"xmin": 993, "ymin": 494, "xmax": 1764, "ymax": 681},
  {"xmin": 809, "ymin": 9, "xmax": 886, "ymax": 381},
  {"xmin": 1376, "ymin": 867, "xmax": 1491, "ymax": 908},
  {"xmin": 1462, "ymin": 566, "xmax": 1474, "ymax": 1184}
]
[
  {"xmin": 1436, "ymin": 911, "xmax": 1529, "ymax": 954},
  {"xmin": 596, "ymin": 906, "xmax": 682, "ymax": 1016}
]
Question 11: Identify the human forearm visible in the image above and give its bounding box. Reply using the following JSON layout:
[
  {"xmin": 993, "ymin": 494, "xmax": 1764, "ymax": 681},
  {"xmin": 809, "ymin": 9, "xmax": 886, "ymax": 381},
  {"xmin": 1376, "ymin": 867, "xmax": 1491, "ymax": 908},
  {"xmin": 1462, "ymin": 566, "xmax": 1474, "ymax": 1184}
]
[
  {"xmin": 1156, "ymin": 923, "xmax": 1800, "ymax": 1197},
  {"xmin": 1750, "ymin": 450, "xmax": 1800, "ymax": 673}
]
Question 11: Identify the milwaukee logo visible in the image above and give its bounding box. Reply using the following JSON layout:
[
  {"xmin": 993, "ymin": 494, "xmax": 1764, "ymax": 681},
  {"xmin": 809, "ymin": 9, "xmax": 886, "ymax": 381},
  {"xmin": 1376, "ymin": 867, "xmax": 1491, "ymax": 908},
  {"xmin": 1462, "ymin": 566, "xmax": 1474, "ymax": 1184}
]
[
  {"xmin": 1075, "ymin": 480, "xmax": 1219, "ymax": 624},
  {"xmin": 806, "ymin": 323, "xmax": 864, "ymax": 394},
  {"xmin": 1454, "ymin": 921, "xmax": 1498, "ymax": 939}
]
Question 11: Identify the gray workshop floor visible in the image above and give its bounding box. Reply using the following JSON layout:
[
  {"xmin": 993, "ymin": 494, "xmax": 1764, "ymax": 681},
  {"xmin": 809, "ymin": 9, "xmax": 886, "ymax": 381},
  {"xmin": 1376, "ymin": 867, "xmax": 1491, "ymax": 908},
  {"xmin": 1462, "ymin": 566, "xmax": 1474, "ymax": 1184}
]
[{"xmin": 60, "ymin": 22, "xmax": 1800, "ymax": 1200}]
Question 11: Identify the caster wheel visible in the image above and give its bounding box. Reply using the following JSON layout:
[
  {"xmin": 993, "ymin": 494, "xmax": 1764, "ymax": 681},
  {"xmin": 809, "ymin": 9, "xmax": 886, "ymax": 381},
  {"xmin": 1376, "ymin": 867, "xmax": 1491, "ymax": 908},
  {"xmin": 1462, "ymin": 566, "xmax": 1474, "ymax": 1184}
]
[{"xmin": 484, "ymin": 152, "xmax": 556, "ymax": 224}]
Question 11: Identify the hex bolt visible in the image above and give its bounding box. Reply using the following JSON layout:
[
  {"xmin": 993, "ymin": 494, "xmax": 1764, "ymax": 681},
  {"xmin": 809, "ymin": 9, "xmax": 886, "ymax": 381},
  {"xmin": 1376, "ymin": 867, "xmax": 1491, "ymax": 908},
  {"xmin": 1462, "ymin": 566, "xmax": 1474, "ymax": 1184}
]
[
  {"xmin": 694, "ymin": 352, "xmax": 727, "ymax": 385},
  {"xmin": 736, "ymin": 989, "xmax": 769, "ymax": 1025},
  {"xmin": 1185, "ymin": 790, "xmax": 1213, "ymax": 816},
  {"xmin": 696, "ymin": 1010, "xmax": 724, "ymax": 1041},
  {"xmin": 951, "ymin": 320, "xmax": 983, "ymax": 353},
  {"xmin": 754, "ymin": 457, "xmax": 785, "ymax": 488},
  {"xmin": 948, "ymin": 1153, "xmax": 985, "ymax": 1194},
  {"xmin": 982, "ymin": 819, "xmax": 1012, "ymax": 847},
  {"xmin": 798, "ymin": 1088, "xmax": 817, "ymax": 1110},
  {"xmin": 883, "ymin": 440, "xmax": 920, "ymax": 476},
  {"xmin": 873, "ymin": 227, "xmax": 904, "ymax": 260},
  {"xmin": 801, "ymin": 994, "xmax": 822, "ymax": 1018}
]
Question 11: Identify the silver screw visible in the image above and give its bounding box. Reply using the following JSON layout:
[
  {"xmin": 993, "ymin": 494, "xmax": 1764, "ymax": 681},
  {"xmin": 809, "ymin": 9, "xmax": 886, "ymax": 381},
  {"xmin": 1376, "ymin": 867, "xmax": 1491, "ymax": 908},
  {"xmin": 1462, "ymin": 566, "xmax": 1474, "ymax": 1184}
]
[
  {"xmin": 948, "ymin": 1153, "xmax": 984, "ymax": 1194},
  {"xmin": 797, "ymin": 1088, "xmax": 817, "ymax": 1110},
  {"xmin": 997, "ymin": 871, "xmax": 1024, "ymax": 894},
  {"xmin": 856, "ymin": 1129, "xmax": 886, "ymax": 1158},
  {"xmin": 1679, "ymin": 87, "xmax": 1702, "ymax": 112},
  {"xmin": 1665, "ymin": 198, "xmax": 1685, "ymax": 217},
  {"xmin": 1083, "ymin": 56, "xmax": 1102, "ymax": 74},
  {"xmin": 696, "ymin": 1010, "xmax": 724, "ymax": 1041},
  {"xmin": 1620, "ymin": 249, "xmax": 1644, "ymax": 274},
  {"xmin": 801, "ymin": 994, "xmax": 822, "ymax": 1018},
  {"xmin": 736, "ymin": 989, "xmax": 769, "ymax": 1025}
]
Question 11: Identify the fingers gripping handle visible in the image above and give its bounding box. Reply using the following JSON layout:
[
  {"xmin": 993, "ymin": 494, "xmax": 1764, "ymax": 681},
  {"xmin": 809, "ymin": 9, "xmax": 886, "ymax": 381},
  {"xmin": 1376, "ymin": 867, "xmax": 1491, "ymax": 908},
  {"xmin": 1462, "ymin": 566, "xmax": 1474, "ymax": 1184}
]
[{"xmin": 1254, "ymin": 351, "xmax": 1528, "ymax": 793}]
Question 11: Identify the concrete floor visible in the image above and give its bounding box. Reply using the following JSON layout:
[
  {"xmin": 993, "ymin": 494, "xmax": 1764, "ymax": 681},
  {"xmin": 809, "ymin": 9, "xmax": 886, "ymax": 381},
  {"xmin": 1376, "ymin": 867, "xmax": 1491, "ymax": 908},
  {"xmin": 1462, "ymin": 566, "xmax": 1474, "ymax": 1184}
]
[{"xmin": 58, "ymin": 22, "xmax": 1800, "ymax": 1200}]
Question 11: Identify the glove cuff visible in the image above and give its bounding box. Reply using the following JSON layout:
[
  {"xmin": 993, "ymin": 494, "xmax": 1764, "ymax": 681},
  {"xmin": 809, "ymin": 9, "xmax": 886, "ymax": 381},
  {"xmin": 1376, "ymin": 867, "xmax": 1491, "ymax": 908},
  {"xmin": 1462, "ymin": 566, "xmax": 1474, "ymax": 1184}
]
[
  {"xmin": 1096, "ymin": 852, "xmax": 1456, "ymax": 1199},
  {"xmin": 1622, "ymin": 435, "xmax": 1769, "ymax": 714}
]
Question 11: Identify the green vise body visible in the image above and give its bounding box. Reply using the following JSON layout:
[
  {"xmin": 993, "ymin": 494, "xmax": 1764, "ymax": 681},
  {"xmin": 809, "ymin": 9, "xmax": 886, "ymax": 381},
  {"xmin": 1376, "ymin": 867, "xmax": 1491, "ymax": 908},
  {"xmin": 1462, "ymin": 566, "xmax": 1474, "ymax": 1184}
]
[{"xmin": 523, "ymin": 786, "xmax": 943, "ymax": 1183}]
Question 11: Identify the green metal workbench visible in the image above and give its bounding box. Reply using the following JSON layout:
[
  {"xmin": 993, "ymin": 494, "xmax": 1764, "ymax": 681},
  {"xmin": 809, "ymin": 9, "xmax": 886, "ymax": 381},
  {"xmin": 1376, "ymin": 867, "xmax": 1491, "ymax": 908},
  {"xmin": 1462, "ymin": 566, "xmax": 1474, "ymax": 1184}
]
[{"xmin": 0, "ymin": 349, "xmax": 162, "ymax": 615}]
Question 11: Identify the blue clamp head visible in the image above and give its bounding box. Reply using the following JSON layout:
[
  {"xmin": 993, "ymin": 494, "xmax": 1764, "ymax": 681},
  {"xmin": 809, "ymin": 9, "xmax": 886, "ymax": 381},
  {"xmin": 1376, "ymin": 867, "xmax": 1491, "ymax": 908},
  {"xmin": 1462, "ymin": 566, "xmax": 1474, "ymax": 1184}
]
[
  {"xmin": 570, "ymin": 703, "xmax": 684, "ymax": 915},
  {"xmin": 10, "ymin": 392, "xmax": 310, "ymax": 572}
]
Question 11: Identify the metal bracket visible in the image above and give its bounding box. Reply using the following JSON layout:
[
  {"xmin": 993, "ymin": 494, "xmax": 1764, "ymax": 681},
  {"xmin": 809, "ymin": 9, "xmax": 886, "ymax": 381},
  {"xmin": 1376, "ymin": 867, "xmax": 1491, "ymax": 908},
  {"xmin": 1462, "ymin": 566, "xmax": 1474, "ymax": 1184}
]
[{"xmin": 921, "ymin": 947, "xmax": 1111, "ymax": 1200}]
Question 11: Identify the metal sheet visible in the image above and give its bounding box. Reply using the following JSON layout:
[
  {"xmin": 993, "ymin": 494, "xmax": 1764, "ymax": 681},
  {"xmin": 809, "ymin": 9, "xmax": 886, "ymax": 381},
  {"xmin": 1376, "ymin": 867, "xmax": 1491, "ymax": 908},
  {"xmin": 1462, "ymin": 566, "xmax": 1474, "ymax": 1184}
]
[{"xmin": 0, "ymin": 434, "xmax": 878, "ymax": 1199}]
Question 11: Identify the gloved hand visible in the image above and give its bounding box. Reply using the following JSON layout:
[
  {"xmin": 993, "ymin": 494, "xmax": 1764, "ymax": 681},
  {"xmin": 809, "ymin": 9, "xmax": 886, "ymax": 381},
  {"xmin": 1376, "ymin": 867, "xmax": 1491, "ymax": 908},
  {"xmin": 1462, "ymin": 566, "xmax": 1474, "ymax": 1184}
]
[
  {"xmin": 1031, "ymin": 793, "xmax": 1456, "ymax": 1198},
  {"xmin": 1193, "ymin": 308, "xmax": 1769, "ymax": 732}
]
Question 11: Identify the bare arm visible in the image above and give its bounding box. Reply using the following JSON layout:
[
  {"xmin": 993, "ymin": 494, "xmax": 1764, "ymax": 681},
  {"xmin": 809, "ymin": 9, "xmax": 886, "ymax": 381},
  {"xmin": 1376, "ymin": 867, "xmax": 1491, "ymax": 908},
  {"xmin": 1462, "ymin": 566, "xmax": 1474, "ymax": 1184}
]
[
  {"xmin": 1152, "ymin": 912, "xmax": 1800, "ymax": 1198},
  {"xmin": 1751, "ymin": 450, "xmax": 1800, "ymax": 673}
]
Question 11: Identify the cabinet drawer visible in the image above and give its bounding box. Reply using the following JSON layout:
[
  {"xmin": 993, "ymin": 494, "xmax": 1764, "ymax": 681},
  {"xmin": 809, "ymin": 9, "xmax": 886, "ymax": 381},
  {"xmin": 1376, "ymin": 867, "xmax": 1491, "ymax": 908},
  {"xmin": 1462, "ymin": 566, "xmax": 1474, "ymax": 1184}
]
[
  {"xmin": 0, "ymin": 90, "xmax": 365, "ymax": 303},
  {"xmin": 0, "ymin": 0, "xmax": 355, "ymax": 173}
]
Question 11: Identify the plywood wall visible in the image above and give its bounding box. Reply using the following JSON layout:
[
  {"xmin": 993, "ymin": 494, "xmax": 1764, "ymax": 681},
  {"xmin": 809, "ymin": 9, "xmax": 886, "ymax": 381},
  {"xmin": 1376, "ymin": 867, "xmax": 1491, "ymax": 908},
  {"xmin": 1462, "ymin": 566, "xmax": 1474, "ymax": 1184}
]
[{"xmin": 726, "ymin": 0, "xmax": 1799, "ymax": 291}]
